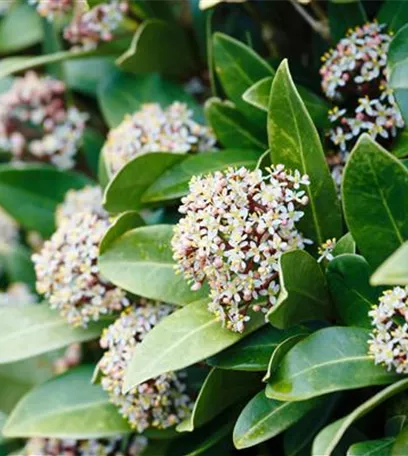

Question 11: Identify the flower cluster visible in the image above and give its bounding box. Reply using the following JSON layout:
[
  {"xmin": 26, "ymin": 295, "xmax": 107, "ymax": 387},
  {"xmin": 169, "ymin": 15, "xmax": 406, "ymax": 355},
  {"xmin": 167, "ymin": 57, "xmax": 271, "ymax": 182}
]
[
  {"xmin": 29, "ymin": 0, "xmax": 75, "ymax": 20},
  {"xmin": 0, "ymin": 207, "xmax": 18, "ymax": 248},
  {"xmin": 317, "ymin": 238, "xmax": 337, "ymax": 263},
  {"xmin": 53, "ymin": 343, "xmax": 82, "ymax": 374},
  {"xmin": 369, "ymin": 286, "xmax": 408, "ymax": 374},
  {"xmin": 56, "ymin": 186, "xmax": 106, "ymax": 227},
  {"xmin": 99, "ymin": 302, "xmax": 193, "ymax": 432},
  {"xmin": 24, "ymin": 435, "xmax": 148, "ymax": 456},
  {"xmin": 32, "ymin": 212, "xmax": 129, "ymax": 327},
  {"xmin": 103, "ymin": 102, "xmax": 216, "ymax": 174},
  {"xmin": 64, "ymin": 1, "xmax": 128, "ymax": 50},
  {"xmin": 172, "ymin": 166, "xmax": 310, "ymax": 333},
  {"xmin": 0, "ymin": 72, "xmax": 88, "ymax": 169},
  {"xmin": 0, "ymin": 283, "xmax": 37, "ymax": 307}
]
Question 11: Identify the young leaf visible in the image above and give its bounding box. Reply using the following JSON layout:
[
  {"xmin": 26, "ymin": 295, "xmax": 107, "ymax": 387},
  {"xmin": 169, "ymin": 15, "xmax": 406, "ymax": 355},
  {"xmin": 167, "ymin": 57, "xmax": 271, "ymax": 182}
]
[
  {"xmin": 267, "ymin": 60, "xmax": 342, "ymax": 245},
  {"xmin": 312, "ymin": 379, "xmax": 408, "ymax": 456},
  {"xmin": 3, "ymin": 365, "xmax": 131, "ymax": 438},
  {"xmin": 177, "ymin": 369, "xmax": 260, "ymax": 432},
  {"xmin": 347, "ymin": 438, "xmax": 394, "ymax": 456},
  {"xmin": 233, "ymin": 390, "xmax": 322, "ymax": 449},
  {"xmin": 342, "ymin": 134, "xmax": 408, "ymax": 269},
  {"xmin": 327, "ymin": 254, "xmax": 383, "ymax": 328},
  {"xmin": 0, "ymin": 305, "xmax": 113, "ymax": 364},
  {"xmin": 266, "ymin": 327, "xmax": 399, "ymax": 402},
  {"xmin": 98, "ymin": 225, "xmax": 209, "ymax": 305},
  {"xmin": 123, "ymin": 300, "xmax": 265, "ymax": 392},
  {"xmin": 0, "ymin": 164, "xmax": 91, "ymax": 237},
  {"xmin": 371, "ymin": 241, "xmax": 408, "ymax": 286},
  {"xmin": 267, "ymin": 250, "xmax": 333, "ymax": 329}
]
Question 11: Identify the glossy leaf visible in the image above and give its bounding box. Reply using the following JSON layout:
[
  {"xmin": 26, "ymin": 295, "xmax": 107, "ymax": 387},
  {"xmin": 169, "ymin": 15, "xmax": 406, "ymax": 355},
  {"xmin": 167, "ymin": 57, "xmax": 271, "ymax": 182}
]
[
  {"xmin": 99, "ymin": 224, "xmax": 209, "ymax": 305},
  {"xmin": 327, "ymin": 254, "xmax": 382, "ymax": 328},
  {"xmin": 3, "ymin": 365, "xmax": 131, "ymax": 438},
  {"xmin": 343, "ymin": 134, "xmax": 408, "ymax": 269},
  {"xmin": 123, "ymin": 299, "xmax": 265, "ymax": 391},
  {"xmin": 371, "ymin": 241, "xmax": 408, "ymax": 286},
  {"xmin": 0, "ymin": 304, "xmax": 113, "ymax": 364},
  {"xmin": 0, "ymin": 164, "xmax": 91, "ymax": 237},
  {"xmin": 328, "ymin": 1, "xmax": 366, "ymax": 41},
  {"xmin": 266, "ymin": 327, "xmax": 399, "ymax": 402},
  {"xmin": 333, "ymin": 233, "xmax": 356, "ymax": 257},
  {"xmin": 312, "ymin": 379, "xmax": 408, "ymax": 456},
  {"xmin": 268, "ymin": 60, "xmax": 342, "ymax": 245},
  {"xmin": 177, "ymin": 369, "xmax": 260, "ymax": 432},
  {"xmin": 378, "ymin": 0, "xmax": 408, "ymax": 33},
  {"xmin": 267, "ymin": 250, "xmax": 333, "ymax": 329},
  {"xmin": 142, "ymin": 149, "xmax": 260, "ymax": 204},
  {"xmin": 347, "ymin": 438, "xmax": 394, "ymax": 456},
  {"xmin": 233, "ymin": 390, "xmax": 322, "ymax": 449}
]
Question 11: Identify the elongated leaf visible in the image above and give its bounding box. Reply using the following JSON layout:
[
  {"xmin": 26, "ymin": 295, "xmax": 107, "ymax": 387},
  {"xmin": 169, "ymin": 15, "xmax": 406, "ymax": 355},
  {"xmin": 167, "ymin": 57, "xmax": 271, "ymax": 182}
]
[
  {"xmin": 103, "ymin": 152, "xmax": 185, "ymax": 213},
  {"xmin": 312, "ymin": 379, "xmax": 408, "ymax": 456},
  {"xmin": 0, "ymin": 304, "xmax": 113, "ymax": 364},
  {"xmin": 347, "ymin": 438, "xmax": 394, "ymax": 456},
  {"xmin": 205, "ymin": 98, "xmax": 267, "ymax": 149},
  {"xmin": 233, "ymin": 390, "xmax": 322, "ymax": 449},
  {"xmin": 371, "ymin": 241, "xmax": 408, "ymax": 286},
  {"xmin": 117, "ymin": 20, "xmax": 195, "ymax": 76},
  {"xmin": 378, "ymin": 1, "xmax": 408, "ymax": 33},
  {"xmin": 0, "ymin": 164, "xmax": 91, "ymax": 237},
  {"xmin": 142, "ymin": 149, "xmax": 260, "ymax": 204},
  {"xmin": 123, "ymin": 300, "xmax": 265, "ymax": 391},
  {"xmin": 268, "ymin": 60, "xmax": 342, "ymax": 245},
  {"xmin": 207, "ymin": 325, "xmax": 308, "ymax": 372},
  {"xmin": 267, "ymin": 250, "xmax": 333, "ymax": 329},
  {"xmin": 3, "ymin": 365, "xmax": 131, "ymax": 438},
  {"xmin": 327, "ymin": 254, "xmax": 382, "ymax": 328},
  {"xmin": 266, "ymin": 327, "xmax": 399, "ymax": 402},
  {"xmin": 343, "ymin": 134, "xmax": 408, "ymax": 269},
  {"xmin": 178, "ymin": 369, "xmax": 260, "ymax": 432},
  {"xmin": 99, "ymin": 224, "xmax": 208, "ymax": 305}
]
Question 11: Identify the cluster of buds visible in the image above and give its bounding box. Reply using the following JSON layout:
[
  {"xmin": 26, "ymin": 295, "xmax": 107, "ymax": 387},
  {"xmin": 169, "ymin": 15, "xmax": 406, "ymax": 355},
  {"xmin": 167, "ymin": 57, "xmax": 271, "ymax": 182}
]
[
  {"xmin": 103, "ymin": 102, "xmax": 216, "ymax": 174},
  {"xmin": 56, "ymin": 186, "xmax": 106, "ymax": 227},
  {"xmin": 0, "ymin": 283, "xmax": 37, "ymax": 307},
  {"xmin": 172, "ymin": 166, "xmax": 310, "ymax": 333},
  {"xmin": 0, "ymin": 207, "xmax": 18, "ymax": 248},
  {"xmin": 24, "ymin": 435, "xmax": 148, "ymax": 456},
  {"xmin": 29, "ymin": 0, "xmax": 75, "ymax": 20},
  {"xmin": 32, "ymin": 211, "xmax": 129, "ymax": 327},
  {"xmin": 64, "ymin": 1, "xmax": 128, "ymax": 50},
  {"xmin": 317, "ymin": 238, "xmax": 337, "ymax": 263},
  {"xmin": 0, "ymin": 72, "xmax": 88, "ymax": 170},
  {"xmin": 369, "ymin": 286, "xmax": 408, "ymax": 374},
  {"xmin": 99, "ymin": 301, "xmax": 193, "ymax": 432}
]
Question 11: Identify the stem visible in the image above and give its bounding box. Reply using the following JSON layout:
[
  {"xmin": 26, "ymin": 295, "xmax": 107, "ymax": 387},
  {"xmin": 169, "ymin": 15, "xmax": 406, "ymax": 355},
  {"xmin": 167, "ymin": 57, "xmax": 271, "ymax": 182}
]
[
  {"xmin": 256, "ymin": 149, "xmax": 270, "ymax": 170},
  {"xmin": 288, "ymin": 0, "xmax": 330, "ymax": 40}
]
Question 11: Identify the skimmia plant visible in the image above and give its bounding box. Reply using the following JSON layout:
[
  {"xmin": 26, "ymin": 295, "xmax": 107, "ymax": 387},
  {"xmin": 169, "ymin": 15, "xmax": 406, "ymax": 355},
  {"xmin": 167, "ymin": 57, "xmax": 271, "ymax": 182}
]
[{"xmin": 3, "ymin": 1, "xmax": 408, "ymax": 456}]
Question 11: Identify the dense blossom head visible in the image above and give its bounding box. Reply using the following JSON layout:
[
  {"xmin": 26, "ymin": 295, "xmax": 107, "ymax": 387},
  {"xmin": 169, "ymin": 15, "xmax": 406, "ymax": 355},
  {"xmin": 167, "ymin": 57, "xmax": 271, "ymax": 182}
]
[
  {"xmin": 29, "ymin": 0, "xmax": 75, "ymax": 20},
  {"xmin": 103, "ymin": 102, "xmax": 216, "ymax": 174},
  {"xmin": 56, "ymin": 186, "xmax": 106, "ymax": 227},
  {"xmin": 0, "ymin": 72, "xmax": 88, "ymax": 169},
  {"xmin": 172, "ymin": 166, "xmax": 310, "ymax": 333},
  {"xmin": 0, "ymin": 283, "xmax": 37, "ymax": 307},
  {"xmin": 32, "ymin": 212, "xmax": 129, "ymax": 327},
  {"xmin": 64, "ymin": 1, "xmax": 128, "ymax": 50},
  {"xmin": 99, "ymin": 302, "xmax": 193, "ymax": 432},
  {"xmin": 369, "ymin": 286, "xmax": 408, "ymax": 374},
  {"xmin": 0, "ymin": 207, "xmax": 18, "ymax": 248},
  {"xmin": 24, "ymin": 435, "xmax": 148, "ymax": 456}
]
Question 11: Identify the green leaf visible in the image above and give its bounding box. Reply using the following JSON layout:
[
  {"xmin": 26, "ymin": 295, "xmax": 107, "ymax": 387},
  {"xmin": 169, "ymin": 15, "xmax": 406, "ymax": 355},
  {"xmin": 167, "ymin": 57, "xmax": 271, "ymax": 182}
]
[
  {"xmin": 371, "ymin": 241, "xmax": 408, "ymax": 286},
  {"xmin": 378, "ymin": 1, "xmax": 408, "ymax": 34},
  {"xmin": 117, "ymin": 20, "xmax": 195, "ymax": 76},
  {"xmin": 207, "ymin": 325, "xmax": 308, "ymax": 372},
  {"xmin": 312, "ymin": 379, "xmax": 408, "ymax": 456},
  {"xmin": 233, "ymin": 390, "xmax": 322, "ymax": 449},
  {"xmin": 123, "ymin": 299, "xmax": 265, "ymax": 392},
  {"xmin": 212, "ymin": 33, "xmax": 273, "ymax": 123},
  {"xmin": 0, "ymin": 304, "xmax": 113, "ymax": 364},
  {"xmin": 81, "ymin": 127, "xmax": 105, "ymax": 177},
  {"xmin": 3, "ymin": 365, "xmax": 131, "ymax": 438},
  {"xmin": 0, "ymin": 244, "xmax": 35, "ymax": 289},
  {"xmin": 327, "ymin": 254, "xmax": 382, "ymax": 328},
  {"xmin": 392, "ymin": 426, "xmax": 408, "ymax": 455},
  {"xmin": 328, "ymin": 1, "xmax": 366, "ymax": 42},
  {"xmin": 392, "ymin": 128, "xmax": 408, "ymax": 159},
  {"xmin": 266, "ymin": 327, "xmax": 399, "ymax": 402},
  {"xmin": 142, "ymin": 149, "xmax": 261, "ymax": 204},
  {"xmin": 267, "ymin": 250, "xmax": 333, "ymax": 329},
  {"xmin": 0, "ymin": 164, "xmax": 92, "ymax": 237},
  {"xmin": 177, "ymin": 369, "xmax": 260, "ymax": 432},
  {"xmin": 205, "ymin": 98, "xmax": 267, "ymax": 149},
  {"xmin": 342, "ymin": 134, "xmax": 408, "ymax": 269},
  {"xmin": 333, "ymin": 233, "xmax": 356, "ymax": 257},
  {"xmin": 97, "ymin": 71, "xmax": 201, "ymax": 128},
  {"xmin": 347, "ymin": 438, "xmax": 394, "ymax": 456},
  {"xmin": 268, "ymin": 60, "xmax": 342, "ymax": 245},
  {"xmin": 98, "ymin": 224, "xmax": 209, "ymax": 305},
  {"xmin": 103, "ymin": 152, "xmax": 186, "ymax": 214},
  {"xmin": 0, "ymin": 2, "xmax": 42, "ymax": 54}
]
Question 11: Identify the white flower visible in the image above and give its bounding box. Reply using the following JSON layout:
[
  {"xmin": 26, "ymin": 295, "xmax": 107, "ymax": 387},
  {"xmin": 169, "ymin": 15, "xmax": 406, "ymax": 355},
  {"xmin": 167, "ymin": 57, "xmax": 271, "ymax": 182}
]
[
  {"xmin": 317, "ymin": 238, "xmax": 337, "ymax": 263},
  {"xmin": 29, "ymin": 0, "xmax": 77, "ymax": 20},
  {"xmin": 0, "ymin": 207, "xmax": 18, "ymax": 249}
]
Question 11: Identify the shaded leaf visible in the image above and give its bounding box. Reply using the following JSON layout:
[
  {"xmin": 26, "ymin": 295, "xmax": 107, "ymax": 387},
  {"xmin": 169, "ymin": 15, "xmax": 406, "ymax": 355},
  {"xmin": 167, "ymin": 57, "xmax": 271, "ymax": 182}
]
[
  {"xmin": 378, "ymin": 0, "xmax": 408, "ymax": 33},
  {"xmin": 392, "ymin": 426, "xmax": 408, "ymax": 455},
  {"xmin": 347, "ymin": 438, "xmax": 394, "ymax": 456}
]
